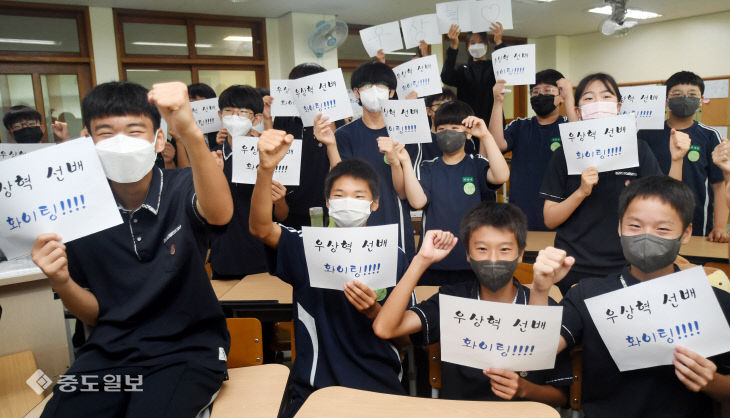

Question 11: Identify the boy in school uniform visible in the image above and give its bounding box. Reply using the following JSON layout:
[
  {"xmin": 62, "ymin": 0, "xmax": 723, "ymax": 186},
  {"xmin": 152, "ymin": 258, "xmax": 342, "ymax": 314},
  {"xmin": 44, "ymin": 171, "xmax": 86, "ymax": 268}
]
[
  {"xmin": 638, "ymin": 71, "xmax": 729, "ymax": 242},
  {"xmin": 489, "ymin": 69, "xmax": 578, "ymax": 231},
  {"xmin": 425, "ymin": 88, "xmax": 456, "ymax": 132},
  {"xmin": 31, "ymin": 81, "xmax": 232, "ymax": 417},
  {"xmin": 373, "ymin": 202, "xmax": 572, "ymax": 403},
  {"xmin": 399, "ymin": 100, "xmax": 509, "ymax": 285},
  {"xmin": 3, "ymin": 104, "xmax": 69, "ymax": 143},
  {"xmin": 250, "ymin": 131, "xmax": 411, "ymax": 417},
  {"xmin": 531, "ymin": 175, "xmax": 730, "ymax": 418},
  {"xmin": 207, "ymin": 85, "xmax": 270, "ymax": 280}
]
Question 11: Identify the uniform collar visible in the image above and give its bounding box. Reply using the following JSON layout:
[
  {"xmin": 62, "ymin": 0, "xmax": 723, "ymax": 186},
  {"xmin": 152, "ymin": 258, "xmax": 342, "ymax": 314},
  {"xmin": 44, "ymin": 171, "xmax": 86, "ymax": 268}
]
[
  {"xmin": 117, "ymin": 167, "xmax": 164, "ymax": 216},
  {"xmin": 222, "ymin": 138, "xmax": 233, "ymax": 161},
  {"xmin": 619, "ymin": 264, "xmax": 681, "ymax": 287}
]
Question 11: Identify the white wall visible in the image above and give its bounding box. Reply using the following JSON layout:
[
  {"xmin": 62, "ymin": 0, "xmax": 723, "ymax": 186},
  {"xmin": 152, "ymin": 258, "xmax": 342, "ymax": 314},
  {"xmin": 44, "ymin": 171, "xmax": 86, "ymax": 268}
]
[{"xmin": 88, "ymin": 7, "xmax": 119, "ymax": 83}]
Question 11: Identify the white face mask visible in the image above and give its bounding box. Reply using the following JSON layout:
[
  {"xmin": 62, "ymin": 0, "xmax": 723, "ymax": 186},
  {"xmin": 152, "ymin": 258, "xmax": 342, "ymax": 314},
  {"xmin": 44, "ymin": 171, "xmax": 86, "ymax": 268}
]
[
  {"xmin": 580, "ymin": 101, "xmax": 619, "ymax": 120},
  {"xmin": 328, "ymin": 197, "xmax": 372, "ymax": 227},
  {"xmin": 468, "ymin": 43, "xmax": 487, "ymax": 59},
  {"xmin": 358, "ymin": 86, "xmax": 390, "ymax": 113},
  {"xmin": 95, "ymin": 133, "xmax": 158, "ymax": 183},
  {"xmin": 222, "ymin": 115, "xmax": 253, "ymax": 137}
]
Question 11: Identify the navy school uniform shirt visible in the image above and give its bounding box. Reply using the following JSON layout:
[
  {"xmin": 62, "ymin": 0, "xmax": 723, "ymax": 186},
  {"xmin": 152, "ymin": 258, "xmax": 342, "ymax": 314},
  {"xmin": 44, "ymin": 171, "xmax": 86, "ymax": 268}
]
[
  {"xmin": 266, "ymin": 225, "xmax": 410, "ymax": 395},
  {"xmin": 539, "ymin": 141, "xmax": 662, "ymax": 276},
  {"xmin": 638, "ymin": 121, "xmax": 724, "ymax": 236},
  {"xmin": 419, "ymin": 154, "xmax": 500, "ymax": 270},
  {"xmin": 65, "ymin": 167, "xmax": 230, "ymax": 374},
  {"xmin": 409, "ymin": 277, "xmax": 573, "ymax": 400},
  {"xmin": 504, "ymin": 116, "xmax": 568, "ymax": 231},
  {"xmin": 208, "ymin": 139, "xmax": 268, "ymax": 277},
  {"xmin": 561, "ymin": 266, "xmax": 730, "ymax": 418}
]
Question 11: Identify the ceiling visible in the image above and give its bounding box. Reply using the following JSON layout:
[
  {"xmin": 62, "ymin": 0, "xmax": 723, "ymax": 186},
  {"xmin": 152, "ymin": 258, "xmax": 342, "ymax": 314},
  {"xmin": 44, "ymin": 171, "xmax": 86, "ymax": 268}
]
[{"xmin": 12, "ymin": 0, "xmax": 730, "ymax": 38}]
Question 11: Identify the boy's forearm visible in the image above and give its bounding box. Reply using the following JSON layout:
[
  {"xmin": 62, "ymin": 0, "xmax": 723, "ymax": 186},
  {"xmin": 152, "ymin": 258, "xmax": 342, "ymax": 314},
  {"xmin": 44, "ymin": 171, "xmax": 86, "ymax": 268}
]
[
  {"xmin": 54, "ymin": 279, "xmax": 99, "ymax": 326},
  {"xmin": 519, "ymin": 380, "xmax": 568, "ymax": 407},
  {"xmin": 373, "ymin": 255, "xmax": 430, "ymax": 339},
  {"xmin": 669, "ymin": 159, "xmax": 684, "ymax": 181},
  {"xmin": 175, "ymin": 140, "xmax": 191, "ymax": 168},
  {"xmin": 326, "ymin": 143, "xmax": 342, "ymax": 168},
  {"xmin": 390, "ymin": 160, "xmax": 407, "ymax": 199},
  {"xmin": 481, "ymin": 135, "xmax": 510, "ymax": 184},
  {"xmin": 543, "ymin": 190, "xmax": 587, "ymax": 229},
  {"xmin": 403, "ymin": 162, "xmax": 427, "ymax": 209},
  {"xmin": 488, "ymin": 102, "xmax": 508, "ymax": 152},
  {"xmin": 273, "ymin": 198, "xmax": 289, "ymax": 222},
  {"xmin": 249, "ymin": 166, "xmax": 279, "ymax": 247},
  {"xmin": 713, "ymin": 182, "xmax": 729, "ymax": 232}
]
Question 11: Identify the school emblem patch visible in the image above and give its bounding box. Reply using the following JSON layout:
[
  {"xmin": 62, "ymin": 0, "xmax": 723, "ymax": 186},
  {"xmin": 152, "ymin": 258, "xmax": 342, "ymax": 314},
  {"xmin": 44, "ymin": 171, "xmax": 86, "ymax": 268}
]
[
  {"xmin": 550, "ymin": 137, "xmax": 562, "ymax": 151},
  {"xmin": 687, "ymin": 145, "xmax": 701, "ymax": 162},
  {"xmin": 383, "ymin": 154, "xmax": 390, "ymax": 165},
  {"xmin": 375, "ymin": 288, "xmax": 388, "ymax": 302},
  {"xmin": 462, "ymin": 177, "xmax": 476, "ymax": 195}
]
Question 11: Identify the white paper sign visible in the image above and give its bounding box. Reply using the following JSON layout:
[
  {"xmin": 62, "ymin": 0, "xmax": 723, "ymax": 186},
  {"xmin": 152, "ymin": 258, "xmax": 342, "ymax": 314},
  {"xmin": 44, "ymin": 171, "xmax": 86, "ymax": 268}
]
[
  {"xmin": 0, "ymin": 143, "xmax": 52, "ymax": 160},
  {"xmin": 393, "ymin": 55, "xmax": 442, "ymax": 99},
  {"xmin": 440, "ymin": 294, "xmax": 563, "ymax": 371},
  {"xmin": 302, "ymin": 224, "xmax": 398, "ymax": 291},
  {"xmin": 0, "ymin": 138, "xmax": 122, "ymax": 259},
  {"xmin": 382, "ymin": 99, "xmax": 432, "ymax": 144},
  {"xmin": 559, "ymin": 114, "xmax": 640, "ymax": 175},
  {"xmin": 160, "ymin": 118, "xmax": 168, "ymax": 140},
  {"xmin": 359, "ymin": 22, "xmax": 404, "ymax": 57},
  {"xmin": 270, "ymin": 79, "xmax": 299, "ymax": 117},
  {"xmin": 231, "ymin": 136, "xmax": 302, "ymax": 186},
  {"xmin": 190, "ymin": 98, "xmax": 222, "ymax": 134},
  {"xmin": 400, "ymin": 14, "xmax": 442, "ymax": 49},
  {"xmin": 492, "ymin": 44, "xmax": 536, "ymax": 86},
  {"xmin": 348, "ymin": 90, "xmax": 363, "ymax": 120},
  {"xmin": 619, "ymin": 85, "xmax": 667, "ymax": 130},
  {"xmin": 703, "ymin": 79, "xmax": 729, "ymax": 99},
  {"xmin": 288, "ymin": 68, "xmax": 353, "ymax": 127},
  {"xmin": 436, "ymin": 0, "xmax": 513, "ymax": 33},
  {"xmin": 585, "ymin": 267, "xmax": 730, "ymax": 372}
]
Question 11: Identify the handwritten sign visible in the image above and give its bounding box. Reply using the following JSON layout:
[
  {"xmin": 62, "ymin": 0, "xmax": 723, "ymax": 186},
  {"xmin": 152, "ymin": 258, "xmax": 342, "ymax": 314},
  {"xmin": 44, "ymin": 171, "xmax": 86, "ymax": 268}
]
[
  {"xmin": 302, "ymin": 224, "xmax": 398, "ymax": 291},
  {"xmin": 0, "ymin": 137, "xmax": 122, "ymax": 259},
  {"xmin": 393, "ymin": 55, "xmax": 442, "ymax": 99},
  {"xmin": 436, "ymin": 0, "xmax": 513, "ymax": 33},
  {"xmin": 190, "ymin": 98, "xmax": 222, "ymax": 134},
  {"xmin": 492, "ymin": 44, "xmax": 536, "ymax": 86},
  {"xmin": 559, "ymin": 114, "xmax": 640, "ymax": 175},
  {"xmin": 440, "ymin": 294, "xmax": 563, "ymax": 371},
  {"xmin": 619, "ymin": 85, "xmax": 667, "ymax": 130},
  {"xmin": 231, "ymin": 136, "xmax": 302, "ymax": 186},
  {"xmin": 359, "ymin": 21, "xmax": 404, "ymax": 57},
  {"xmin": 704, "ymin": 79, "xmax": 729, "ymax": 99},
  {"xmin": 382, "ymin": 99, "xmax": 432, "ymax": 144},
  {"xmin": 585, "ymin": 267, "xmax": 730, "ymax": 372},
  {"xmin": 270, "ymin": 79, "xmax": 299, "ymax": 117},
  {"xmin": 0, "ymin": 143, "xmax": 52, "ymax": 160},
  {"xmin": 400, "ymin": 14, "xmax": 442, "ymax": 49},
  {"xmin": 288, "ymin": 68, "xmax": 352, "ymax": 127},
  {"xmin": 348, "ymin": 90, "xmax": 363, "ymax": 120}
]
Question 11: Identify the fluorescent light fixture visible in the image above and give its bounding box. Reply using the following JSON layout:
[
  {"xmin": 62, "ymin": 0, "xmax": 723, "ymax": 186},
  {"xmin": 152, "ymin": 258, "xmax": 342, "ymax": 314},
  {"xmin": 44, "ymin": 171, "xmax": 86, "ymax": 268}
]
[
  {"xmin": 132, "ymin": 41, "xmax": 211, "ymax": 48},
  {"xmin": 588, "ymin": 5, "xmax": 661, "ymax": 19},
  {"xmin": 126, "ymin": 69, "xmax": 161, "ymax": 72},
  {"xmin": 223, "ymin": 36, "xmax": 253, "ymax": 42},
  {"xmin": 532, "ymin": 0, "xmax": 555, "ymax": 2},
  {"xmin": 387, "ymin": 51, "xmax": 417, "ymax": 56},
  {"xmin": 0, "ymin": 37, "xmax": 58, "ymax": 45}
]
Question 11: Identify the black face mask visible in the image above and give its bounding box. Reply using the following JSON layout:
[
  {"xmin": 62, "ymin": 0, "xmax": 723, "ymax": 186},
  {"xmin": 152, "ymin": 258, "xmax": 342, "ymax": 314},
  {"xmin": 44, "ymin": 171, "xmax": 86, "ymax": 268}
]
[
  {"xmin": 435, "ymin": 130, "xmax": 467, "ymax": 154},
  {"xmin": 667, "ymin": 96, "xmax": 701, "ymax": 118},
  {"xmin": 530, "ymin": 94, "xmax": 557, "ymax": 117},
  {"xmin": 12, "ymin": 126, "xmax": 43, "ymax": 143}
]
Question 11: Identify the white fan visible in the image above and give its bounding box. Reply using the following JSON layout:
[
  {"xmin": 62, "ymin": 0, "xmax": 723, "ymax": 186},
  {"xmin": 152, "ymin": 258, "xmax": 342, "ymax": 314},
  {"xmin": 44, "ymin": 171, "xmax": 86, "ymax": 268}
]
[
  {"xmin": 308, "ymin": 20, "xmax": 348, "ymax": 58},
  {"xmin": 598, "ymin": 0, "xmax": 638, "ymax": 37}
]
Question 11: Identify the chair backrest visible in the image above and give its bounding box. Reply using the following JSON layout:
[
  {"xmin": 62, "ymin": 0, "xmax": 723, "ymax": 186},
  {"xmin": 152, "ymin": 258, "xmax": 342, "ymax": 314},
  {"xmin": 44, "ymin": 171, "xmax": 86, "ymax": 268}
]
[
  {"xmin": 225, "ymin": 318, "xmax": 263, "ymax": 368},
  {"xmin": 0, "ymin": 350, "xmax": 44, "ymax": 418},
  {"xmin": 569, "ymin": 346, "xmax": 583, "ymax": 411},
  {"xmin": 514, "ymin": 262, "xmax": 534, "ymax": 285}
]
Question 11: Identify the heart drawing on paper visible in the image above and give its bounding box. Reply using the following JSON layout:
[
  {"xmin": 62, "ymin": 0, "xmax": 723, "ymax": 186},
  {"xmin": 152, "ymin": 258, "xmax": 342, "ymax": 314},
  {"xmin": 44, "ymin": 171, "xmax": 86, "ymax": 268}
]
[{"xmin": 481, "ymin": 4, "xmax": 501, "ymax": 24}]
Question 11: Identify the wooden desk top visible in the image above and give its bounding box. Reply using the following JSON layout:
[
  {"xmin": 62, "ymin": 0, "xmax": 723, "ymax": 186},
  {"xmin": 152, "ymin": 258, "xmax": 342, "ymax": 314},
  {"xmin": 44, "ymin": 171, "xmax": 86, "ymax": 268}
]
[
  {"xmin": 0, "ymin": 351, "xmax": 44, "ymax": 418},
  {"xmin": 211, "ymin": 279, "xmax": 239, "ymax": 299},
  {"xmin": 211, "ymin": 364, "xmax": 289, "ymax": 418},
  {"xmin": 415, "ymin": 286, "xmax": 439, "ymax": 302},
  {"xmin": 680, "ymin": 236, "xmax": 728, "ymax": 261},
  {"xmin": 219, "ymin": 273, "xmax": 293, "ymax": 304},
  {"xmin": 295, "ymin": 386, "xmax": 560, "ymax": 417}
]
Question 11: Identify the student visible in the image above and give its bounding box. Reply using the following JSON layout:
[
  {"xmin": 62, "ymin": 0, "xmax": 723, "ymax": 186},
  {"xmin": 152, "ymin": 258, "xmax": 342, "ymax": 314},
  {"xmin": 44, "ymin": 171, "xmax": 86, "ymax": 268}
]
[
  {"xmin": 440, "ymin": 23, "xmax": 506, "ymax": 133},
  {"xmin": 490, "ymin": 70, "xmax": 577, "ymax": 231},
  {"xmin": 373, "ymin": 202, "xmax": 571, "ymax": 403},
  {"xmin": 2, "ymin": 104, "xmax": 69, "ymax": 143},
  {"xmin": 425, "ymin": 87, "xmax": 456, "ymax": 133},
  {"xmin": 531, "ymin": 175, "xmax": 730, "ymax": 417},
  {"xmin": 314, "ymin": 61, "xmax": 422, "ymax": 259},
  {"xmin": 31, "ymin": 81, "xmax": 232, "ymax": 417},
  {"xmin": 539, "ymin": 73, "xmax": 667, "ymax": 294},
  {"xmin": 262, "ymin": 63, "xmax": 345, "ymax": 229},
  {"xmin": 249, "ymin": 131, "xmax": 410, "ymax": 417},
  {"xmin": 207, "ymin": 85, "xmax": 269, "ymax": 280},
  {"xmin": 399, "ymin": 100, "xmax": 509, "ymax": 285},
  {"xmin": 638, "ymin": 71, "xmax": 729, "ymax": 242},
  {"xmin": 188, "ymin": 83, "xmax": 219, "ymax": 151}
]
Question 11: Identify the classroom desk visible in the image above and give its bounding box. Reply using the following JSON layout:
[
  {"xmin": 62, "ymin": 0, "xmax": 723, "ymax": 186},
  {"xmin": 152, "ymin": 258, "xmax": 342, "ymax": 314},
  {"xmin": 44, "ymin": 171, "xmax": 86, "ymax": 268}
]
[
  {"xmin": 211, "ymin": 364, "xmax": 289, "ymax": 418},
  {"xmin": 414, "ymin": 285, "xmax": 439, "ymax": 303},
  {"xmin": 219, "ymin": 273, "xmax": 293, "ymax": 322},
  {"xmin": 523, "ymin": 231, "xmax": 556, "ymax": 263},
  {"xmin": 210, "ymin": 279, "xmax": 240, "ymax": 299},
  {"xmin": 295, "ymin": 386, "xmax": 560, "ymax": 418}
]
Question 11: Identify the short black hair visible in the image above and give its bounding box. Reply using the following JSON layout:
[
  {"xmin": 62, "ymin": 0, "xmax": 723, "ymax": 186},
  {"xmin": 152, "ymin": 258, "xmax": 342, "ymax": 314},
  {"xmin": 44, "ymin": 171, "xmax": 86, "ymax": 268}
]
[
  {"xmin": 434, "ymin": 100, "xmax": 474, "ymax": 129},
  {"xmin": 425, "ymin": 88, "xmax": 457, "ymax": 108},
  {"xmin": 256, "ymin": 87, "xmax": 270, "ymax": 97},
  {"xmin": 460, "ymin": 201, "xmax": 528, "ymax": 251},
  {"xmin": 3, "ymin": 105, "xmax": 42, "ymax": 130},
  {"xmin": 618, "ymin": 176, "xmax": 695, "ymax": 230},
  {"xmin": 351, "ymin": 61, "xmax": 397, "ymax": 91},
  {"xmin": 575, "ymin": 73, "xmax": 622, "ymax": 103},
  {"xmin": 289, "ymin": 63, "xmax": 326, "ymax": 80},
  {"xmin": 218, "ymin": 85, "xmax": 263, "ymax": 114},
  {"xmin": 82, "ymin": 81, "xmax": 160, "ymax": 132},
  {"xmin": 187, "ymin": 83, "xmax": 216, "ymax": 99},
  {"xmin": 324, "ymin": 158, "xmax": 380, "ymax": 201},
  {"xmin": 531, "ymin": 69, "xmax": 565, "ymax": 90},
  {"xmin": 665, "ymin": 71, "xmax": 704, "ymax": 96}
]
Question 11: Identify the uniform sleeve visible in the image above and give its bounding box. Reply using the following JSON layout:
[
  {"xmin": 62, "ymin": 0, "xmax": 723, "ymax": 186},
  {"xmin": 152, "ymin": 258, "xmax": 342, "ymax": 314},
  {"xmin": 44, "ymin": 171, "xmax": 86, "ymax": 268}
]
[
  {"xmin": 503, "ymin": 118, "xmax": 520, "ymax": 152},
  {"xmin": 335, "ymin": 125, "xmax": 353, "ymax": 160},
  {"xmin": 637, "ymin": 139, "xmax": 663, "ymax": 177},
  {"xmin": 182, "ymin": 168, "xmax": 228, "ymax": 237},
  {"xmin": 478, "ymin": 155, "xmax": 502, "ymax": 192},
  {"xmin": 707, "ymin": 130, "xmax": 725, "ymax": 184},
  {"xmin": 560, "ymin": 286, "xmax": 585, "ymax": 349},
  {"xmin": 66, "ymin": 243, "xmax": 90, "ymax": 290},
  {"xmin": 440, "ymin": 47, "xmax": 463, "ymax": 88},
  {"xmin": 408, "ymin": 292, "xmax": 441, "ymax": 346},
  {"xmin": 419, "ymin": 162, "xmax": 433, "ymax": 203},
  {"xmin": 542, "ymin": 350, "xmax": 574, "ymax": 388},
  {"xmin": 539, "ymin": 147, "xmax": 569, "ymax": 202},
  {"xmin": 263, "ymin": 225, "xmax": 304, "ymax": 286}
]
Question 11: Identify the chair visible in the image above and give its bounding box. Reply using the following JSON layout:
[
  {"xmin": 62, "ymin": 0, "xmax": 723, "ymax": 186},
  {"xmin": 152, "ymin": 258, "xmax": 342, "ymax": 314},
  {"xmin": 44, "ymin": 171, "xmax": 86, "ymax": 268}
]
[
  {"xmin": 427, "ymin": 343, "xmax": 442, "ymax": 398},
  {"xmin": 270, "ymin": 321, "xmax": 295, "ymax": 363},
  {"xmin": 568, "ymin": 346, "xmax": 583, "ymax": 418},
  {"xmin": 225, "ymin": 318, "xmax": 263, "ymax": 368},
  {"xmin": 0, "ymin": 351, "xmax": 46, "ymax": 418}
]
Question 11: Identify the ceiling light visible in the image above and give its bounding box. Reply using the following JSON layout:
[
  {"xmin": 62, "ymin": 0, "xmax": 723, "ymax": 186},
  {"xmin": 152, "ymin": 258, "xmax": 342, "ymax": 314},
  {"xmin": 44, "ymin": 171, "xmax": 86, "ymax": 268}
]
[
  {"xmin": 223, "ymin": 36, "xmax": 253, "ymax": 42},
  {"xmin": 588, "ymin": 5, "xmax": 661, "ymax": 19},
  {"xmin": 0, "ymin": 38, "xmax": 58, "ymax": 45}
]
